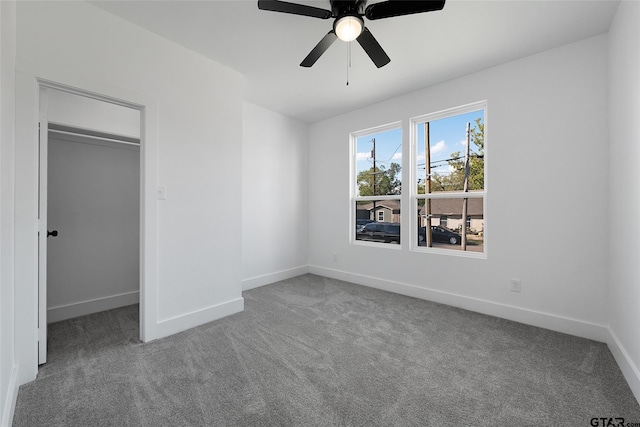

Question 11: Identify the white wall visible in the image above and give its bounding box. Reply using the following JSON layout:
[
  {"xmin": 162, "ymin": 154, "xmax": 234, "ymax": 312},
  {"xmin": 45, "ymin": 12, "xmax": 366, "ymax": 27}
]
[
  {"xmin": 48, "ymin": 88, "xmax": 140, "ymax": 139},
  {"xmin": 47, "ymin": 133, "xmax": 140, "ymax": 323},
  {"xmin": 309, "ymin": 34, "xmax": 610, "ymax": 341},
  {"xmin": 0, "ymin": 1, "xmax": 17, "ymax": 425},
  {"xmin": 14, "ymin": 1, "xmax": 244, "ymax": 386},
  {"xmin": 608, "ymin": 0, "xmax": 640, "ymax": 402},
  {"xmin": 242, "ymin": 102, "xmax": 309, "ymax": 289}
]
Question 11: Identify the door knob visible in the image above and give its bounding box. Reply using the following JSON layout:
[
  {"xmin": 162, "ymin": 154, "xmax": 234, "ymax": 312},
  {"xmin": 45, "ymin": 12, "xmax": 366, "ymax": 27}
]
[{"xmin": 47, "ymin": 230, "xmax": 58, "ymax": 237}]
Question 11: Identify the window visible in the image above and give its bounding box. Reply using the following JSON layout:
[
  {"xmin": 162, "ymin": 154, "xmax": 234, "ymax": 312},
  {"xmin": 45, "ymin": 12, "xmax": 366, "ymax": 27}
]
[
  {"xmin": 352, "ymin": 124, "xmax": 402, "ymax": 245},
  {"xmin": 350, "ymin": 102, "xmax": 486, "ymax": 257},
  {"xmin": 412, "ymin": 102, "xmax": 486, "ymax": 255}
]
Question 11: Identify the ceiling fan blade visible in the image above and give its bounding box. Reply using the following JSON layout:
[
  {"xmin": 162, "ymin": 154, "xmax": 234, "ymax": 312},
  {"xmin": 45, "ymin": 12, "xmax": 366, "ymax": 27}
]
[
  {"xmin": 365, "ymin": 0, "xmax": 446, "ymax": 20},
  {"xmin": 356, "ymin": 27, "xmax": 390, "ymax": 68},
  {"xmin": 258, "ymin": 0, "xmax": 332, "ymax": 19},
  {"xmin": 300, "ymin": 30, "xmax": 338, "ymax": 67}
]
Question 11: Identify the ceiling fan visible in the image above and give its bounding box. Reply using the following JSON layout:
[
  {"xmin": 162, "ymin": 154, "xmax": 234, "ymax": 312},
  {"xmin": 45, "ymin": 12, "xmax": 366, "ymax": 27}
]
[{"xmin": 257, "ymin": 0, "xmax": 446, "ymax": 68}]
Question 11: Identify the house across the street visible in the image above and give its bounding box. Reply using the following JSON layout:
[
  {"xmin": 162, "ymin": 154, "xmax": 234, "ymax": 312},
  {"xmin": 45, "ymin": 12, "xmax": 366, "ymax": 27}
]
[{"xmin": 356, "ymin": 198, "xmax": 484, "ymax": 233}]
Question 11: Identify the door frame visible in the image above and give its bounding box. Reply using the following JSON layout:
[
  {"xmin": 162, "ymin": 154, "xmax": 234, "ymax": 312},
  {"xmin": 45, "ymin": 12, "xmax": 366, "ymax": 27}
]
[
  {"xmin": 36, "ymin": 79, "xmax": 156, "ymax": 364},
  {"xmin": 37, "ymin": 87, "xmax": 48, "ymax": 363}
]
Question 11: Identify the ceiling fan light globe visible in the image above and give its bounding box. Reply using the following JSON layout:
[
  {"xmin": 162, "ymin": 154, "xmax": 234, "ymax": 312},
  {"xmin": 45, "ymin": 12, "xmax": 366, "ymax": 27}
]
[{"xmin": 334, "ymin": 16, "xmax": 363, "ymax": 42}]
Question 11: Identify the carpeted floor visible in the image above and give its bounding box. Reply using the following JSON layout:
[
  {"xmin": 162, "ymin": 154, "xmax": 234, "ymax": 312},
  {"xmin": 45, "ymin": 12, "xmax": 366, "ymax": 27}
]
[{"xmin": 13, "ymin": 274, "xmax": 640, "ymax": 426}]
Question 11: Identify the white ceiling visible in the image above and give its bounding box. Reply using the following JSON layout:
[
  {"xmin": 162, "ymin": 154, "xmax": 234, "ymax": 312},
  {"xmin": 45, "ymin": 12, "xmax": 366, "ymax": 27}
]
[{"xmin": 91, "ymin": 0, "xmax": 619, "ymax": 123}]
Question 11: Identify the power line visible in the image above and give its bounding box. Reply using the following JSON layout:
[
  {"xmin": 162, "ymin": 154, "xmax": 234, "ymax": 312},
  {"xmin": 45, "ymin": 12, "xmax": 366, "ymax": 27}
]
[
  {"xmin": 417, "ymin": 153, "xmax": 484, "ymax": 168},
  {"xmin": 362, "ymin": 143, "xmax": 402, "ymax": 165},
  {"xmin": 380, "ymin": 143, "xmax": 402, "ymax": 163}
]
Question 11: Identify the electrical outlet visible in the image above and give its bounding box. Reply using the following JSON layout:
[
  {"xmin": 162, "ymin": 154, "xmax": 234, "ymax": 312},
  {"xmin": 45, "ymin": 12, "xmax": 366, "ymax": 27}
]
[
  {"xmin": 510, "ymin": 279, "xmax": 522, "ymax": 293},
  {"xmin": 332, "ymin": 253, "xmax": 338, "ymax": 262}
]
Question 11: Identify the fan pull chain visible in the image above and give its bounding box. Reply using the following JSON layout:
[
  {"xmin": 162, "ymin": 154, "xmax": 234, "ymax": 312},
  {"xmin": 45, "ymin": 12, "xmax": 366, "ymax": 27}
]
[{"xmin": 346, "ymin": 41, "xmax": 351, "ymax": 86}]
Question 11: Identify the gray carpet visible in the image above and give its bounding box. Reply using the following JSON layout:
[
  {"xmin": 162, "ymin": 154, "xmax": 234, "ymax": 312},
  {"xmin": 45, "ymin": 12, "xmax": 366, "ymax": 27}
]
[{"xmin": 13, "ymin": 274, "xmax": 640, "ymax": 426}]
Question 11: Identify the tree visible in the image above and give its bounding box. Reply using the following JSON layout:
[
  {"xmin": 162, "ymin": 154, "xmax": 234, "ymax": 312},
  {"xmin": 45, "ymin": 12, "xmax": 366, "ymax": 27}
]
[
  {"xmin": 357, "ymin": 162, "xmax": 401, "ymax": 196},
  {"xmin": 429, "ymin": 171, "xmax": 464, "ymax": 192},
  {"xmin": 430, "ymin": 118, "xmax": 484, "ymax": 192}
]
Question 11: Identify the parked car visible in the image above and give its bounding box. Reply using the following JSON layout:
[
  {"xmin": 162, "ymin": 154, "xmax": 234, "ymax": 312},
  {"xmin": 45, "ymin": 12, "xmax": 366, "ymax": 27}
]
[
  {"xmin": 418, "ymin": 225, "xmax": 462, "ymax": 245},
  {"xmin": 355, "ymin": 219, "xmax": 374, "ymax": 232},
  {"xmin": 356, "ymin": 222, "xmax": 400, "ymax": 244}
]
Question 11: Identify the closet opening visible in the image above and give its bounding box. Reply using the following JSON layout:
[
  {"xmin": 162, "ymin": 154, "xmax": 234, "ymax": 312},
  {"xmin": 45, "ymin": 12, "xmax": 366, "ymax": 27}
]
[{"xmin": 39, "ymin": 86, "xmax": 143, "ymax": 364}]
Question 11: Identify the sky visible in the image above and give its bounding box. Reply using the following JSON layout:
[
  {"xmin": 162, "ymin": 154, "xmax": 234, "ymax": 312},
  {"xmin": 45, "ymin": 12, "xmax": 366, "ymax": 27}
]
[{"xmin": 355, "ymin": 109, "xmax": 484, "ymax": 195}]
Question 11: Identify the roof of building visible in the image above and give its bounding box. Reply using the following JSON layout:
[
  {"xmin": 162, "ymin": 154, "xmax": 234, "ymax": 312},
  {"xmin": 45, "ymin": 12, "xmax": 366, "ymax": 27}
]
[{"xmin": 356, "ymin": 197, "xmax": 483, "ymax": 217}]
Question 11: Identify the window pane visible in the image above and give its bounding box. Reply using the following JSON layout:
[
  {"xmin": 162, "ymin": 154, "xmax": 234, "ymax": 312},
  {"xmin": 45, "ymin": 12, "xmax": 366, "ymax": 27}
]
[
  {"xmin": 355, "ymin": 128, "xmax": 402, "ymax": 196},
  {"xmin": 355, "ymin": 199, "xmax": 401, "ymax": 244},
  {"xmin": 416, "ymin": 110, "xmax": 484, "ymax": 194},
  {"xmin": 417, "ymin": 197, "xmax": 484, "ymax": 252}
]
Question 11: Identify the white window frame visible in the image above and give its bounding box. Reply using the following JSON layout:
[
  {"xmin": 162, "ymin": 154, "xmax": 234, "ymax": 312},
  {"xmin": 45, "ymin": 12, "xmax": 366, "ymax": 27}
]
[
  {"xmin": 350, "ymin": 121, "xmax": 403, "ymax": 248},
  {"xmin": 409, "ymin": 101, "xmax": 488, "ymax": 258}
]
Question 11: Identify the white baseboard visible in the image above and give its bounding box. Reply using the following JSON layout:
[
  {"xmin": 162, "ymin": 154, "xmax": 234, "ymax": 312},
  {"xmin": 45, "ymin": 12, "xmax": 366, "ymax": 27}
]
[
  {"xmin": 607, "ymin": 327, "xmax": 640, "ymax": 404},
  {"xmin": 242, "ymin": 265, "xmax": 309, "ymax": 291},
  {"xmin": 308, "ymin": 265, "xmax": 609, "ymax": 343},
  {"xmin": 1, "ymin": 365, "xmax": 18, "ymax": 427},
  {"xmin": 155, "ymin": 297, "xmax": 244, "ymax": 340},
  {"xmin": 47, "ymin": 290, "xmax": 140, "ymax": 323}
]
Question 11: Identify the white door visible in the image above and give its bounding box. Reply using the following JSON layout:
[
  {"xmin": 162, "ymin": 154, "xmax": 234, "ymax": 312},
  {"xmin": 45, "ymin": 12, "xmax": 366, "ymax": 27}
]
[{"xmin": 37, "ymin": 87, "xmax": 49, "ymax": 364}]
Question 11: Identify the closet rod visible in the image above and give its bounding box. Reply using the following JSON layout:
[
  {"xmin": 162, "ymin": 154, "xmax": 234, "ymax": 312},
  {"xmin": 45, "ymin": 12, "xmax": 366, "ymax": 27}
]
[{"xmin": 49, "ymin": 129, "xmax": 140, "ymax": 147}]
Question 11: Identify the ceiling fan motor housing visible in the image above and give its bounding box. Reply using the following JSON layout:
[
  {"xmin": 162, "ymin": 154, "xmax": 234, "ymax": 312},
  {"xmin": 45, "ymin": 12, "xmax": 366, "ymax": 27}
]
[{"xmin": 330, "ymin": 0, "xmax": 367, "ymax": 18}]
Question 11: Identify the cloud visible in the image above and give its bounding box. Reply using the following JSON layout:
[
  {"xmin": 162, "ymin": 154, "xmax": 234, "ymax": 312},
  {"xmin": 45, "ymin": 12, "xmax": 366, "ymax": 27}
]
[
  {"xmin": 392, "ymin": 152, "xmax": 402, "ymax": 160},
  {"xmin": 417, "ymin": 153, "xmax": 426, "ymax": 162},
  {"xmin": 431, "ymin": 140, "xmax": 446, "ymax": 155},
  {"xmin": 356, "ymin": 152, "xmax": 370, "ymax": 161}
]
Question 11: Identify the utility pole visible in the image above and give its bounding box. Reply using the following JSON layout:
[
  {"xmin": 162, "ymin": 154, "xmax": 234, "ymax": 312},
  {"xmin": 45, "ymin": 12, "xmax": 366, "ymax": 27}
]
[
  {"xmin": 372, "ymin": 138, "xmax": 377, "ymax": 221},
  {"xmin": 461, "ymin": 122, "xmax": 470, "ymax": 250},
  {"xmin": 425, "ymin": 122, "xmax": 432, "ymax": 247}
]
